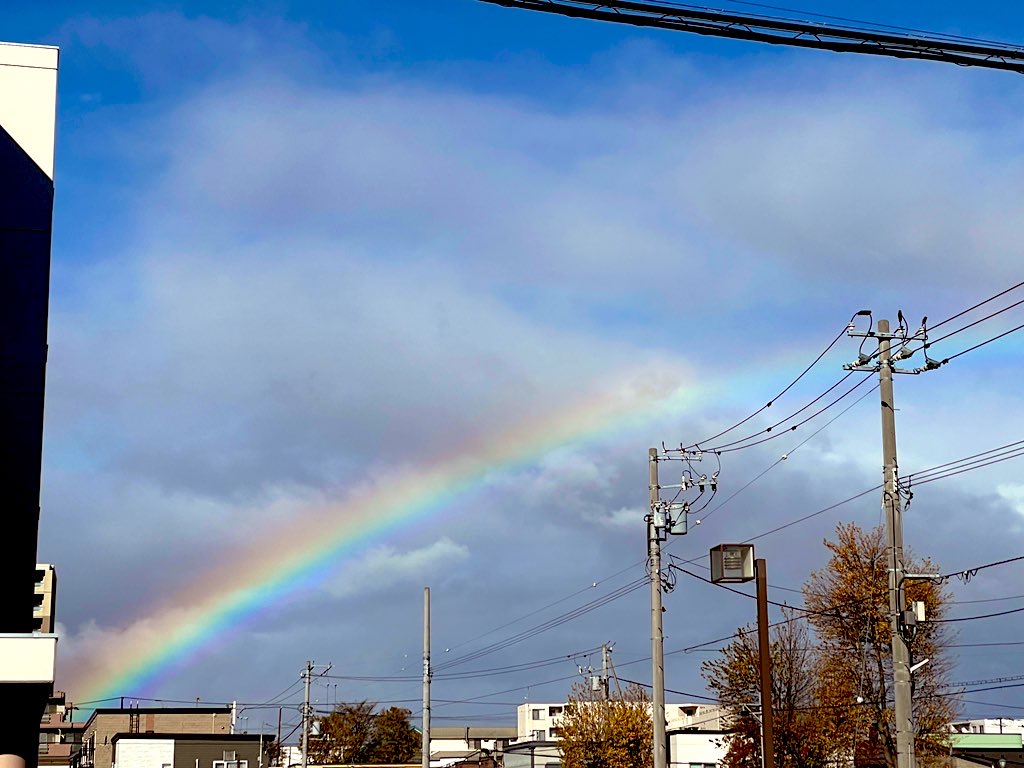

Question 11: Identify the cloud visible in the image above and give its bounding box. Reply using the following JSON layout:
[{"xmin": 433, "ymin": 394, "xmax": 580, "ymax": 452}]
[
  {"xmin": 36, "ymin": 10, "xmax": 1024, "ymax": 713},
  {"xmin": 324, "ymin": 538, "xmax": 469, "ymax": 599}
]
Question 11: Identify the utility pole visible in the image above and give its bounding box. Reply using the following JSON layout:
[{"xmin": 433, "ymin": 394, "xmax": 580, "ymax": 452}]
[
  {"xmin": 276, "ymin": 707, "xmax": 282, "ymax": 768},
  {"xmin": 845, "ymin": 314, "xmax": 936, "ymax": 768},
  {"xmin": 601, "ymin": 643, "xmax": 611, "ymax": 700},
  {"xmin": 648, "ymin": 446, "xmax": 708, "ymax": 768},
  {"xmin": 755, "ymin": 559, "xmax": 775, "ymax": 768},
  {"xmin": 301, "ymin": 661, "xmax": 312, "ymax": 768},
  {"xmin": 876, "ymin": 319, "xmax": 914, "ymax": 768},
  {"xmin": 422, "ymin": 587, "xmax": 431, "ymax": 768},
  {"xmin": 649, "ymin": 448, "xmax": 667, "ymax": 768}
]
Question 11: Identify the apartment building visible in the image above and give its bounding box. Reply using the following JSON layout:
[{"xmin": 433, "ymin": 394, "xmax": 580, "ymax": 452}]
[
  {"xmin": 39, "ymin": 690, "xmax": 84, "ymax": 768},
  {"xmin": 34, "ymin": 564, "xmax": 57, "ymax": 633},
  {"xmin": 516, "ymin": 702, "xmax": 727, "ymax": 742},
  {"xmin": 75, "ymin": 707, "xmax": 233, "ymax": 768}
]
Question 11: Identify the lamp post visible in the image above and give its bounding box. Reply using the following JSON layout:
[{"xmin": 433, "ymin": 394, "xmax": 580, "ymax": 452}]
[{"xmin": 710, "ymin": 544, "xmax": 774, "ymax": 768}]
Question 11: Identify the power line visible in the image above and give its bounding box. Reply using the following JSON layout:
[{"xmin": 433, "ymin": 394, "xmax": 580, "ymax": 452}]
[
  {"xmin": 698, "ymin": 382, "xmax": 878, "ymax": 523},
  {"xmin": 688, "ymin": 324, "xmax": 849, "ymax": 449},
  {"xmin": 711, "ymin": 374, "xmax": 874, "ymax": 454}
]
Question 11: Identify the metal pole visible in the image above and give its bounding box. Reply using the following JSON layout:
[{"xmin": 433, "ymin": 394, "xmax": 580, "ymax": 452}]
[
  {"xmin": 877, "ymin": 319, "xmax": 915, "ymax": 768},
  {"xmin": 301, "ymin": 661, "xmax": 312, "ymax": 768},
  {"xmin": 422, "ymin": 587, "xmax": 431, "ymax": 768},
  {"xmin": 649, "ymin": 448, "xmax": 667, "ymax": 768},
  {"xmin": 276, "ymin": 708, "xmax": 282, "ymax": 768},
  {"xmin": 755, "ymin": 559, "xmax": 775, "ymax": 768}
]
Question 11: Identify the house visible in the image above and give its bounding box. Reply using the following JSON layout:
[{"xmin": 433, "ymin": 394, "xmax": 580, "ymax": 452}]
[
  {"xmin": 429, "ymin": 726, "xmax": 517, "ymax": 766},
  {"xmin": 75, "ymin": 707, "xmax": 234, "ymax": 768},
  {"xmin": 110, "ymin": 733, "xmax": 272, "ymax": 768}
]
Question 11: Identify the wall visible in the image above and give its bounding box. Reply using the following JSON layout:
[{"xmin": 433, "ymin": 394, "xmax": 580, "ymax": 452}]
[
  {"xmin": 113, "ymin": 739, "xmax": 174, "ymax": 768},
  {"xmin": 83, "ymin": 712, "xmax": 232, "ymax": 768},
  {"xmin": 669, "ymin": 730, "xmax": 727, "ymax": 768},
  {"xmin": 173, "ymin": 738, "xmax": 264, "ymax": 768}
]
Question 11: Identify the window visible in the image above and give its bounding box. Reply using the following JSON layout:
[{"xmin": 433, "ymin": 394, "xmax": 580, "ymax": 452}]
[
  {"xmin": 531, "ymin": 709, "xmax": 543, "ymax": 720},
  {"xmin": 531, "ymin": 730, "xmax": 544, "ymax": 741},
  {"xmin": 549, "ymin": 728, "xmax": 561, "ymax": 739},
  {"xmin": 548, "ymin": 706, "xmax": 563, "ymax": 717},
  {"xmin": 213, "ymin": 761, "xmax": 248, "ymax": 768}
]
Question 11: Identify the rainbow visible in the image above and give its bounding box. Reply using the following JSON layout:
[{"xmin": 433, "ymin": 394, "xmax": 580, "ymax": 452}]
[{"xmin": 68, "ymin": 361, "xmax": 707, "ymax": 701}]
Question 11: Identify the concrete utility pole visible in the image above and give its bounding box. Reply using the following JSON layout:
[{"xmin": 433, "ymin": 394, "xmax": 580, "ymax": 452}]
[
  {"xmin": 876, "ymin": 319, "xmax": 915, "ymax": 768},
  {"xmin": 649, "ymin": 448, "xmax": 667, "ymax": 768},
  {"xmin": 845, "ymin": 315, "xmax": 927, "ymax": 768},
  {"xmin": 422, "ymin": 587, "xmax": 431, "ymax": 768},
  {"xmin": 301, "ymin": 661, "xmax": 312, "ymax": 768},
  {"xmin": 755, "ymin": 559, "xmax": 775, "ymax": 768},
  {"xmin": 601, "ymin": 643, "xmax": 611, "ymax": 700}
]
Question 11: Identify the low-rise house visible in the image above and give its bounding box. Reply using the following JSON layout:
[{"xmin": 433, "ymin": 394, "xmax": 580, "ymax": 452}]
[
  {"xmin": 75, "ymin": 707, "xmax": 234, "ymax": 768},
  {"xmin": 110, "ymin": 733, "xmax": 272, "ymax": 768},
  {"xmin": 430, "ymin": 726, "xmax": 516, "ymax": 766}
]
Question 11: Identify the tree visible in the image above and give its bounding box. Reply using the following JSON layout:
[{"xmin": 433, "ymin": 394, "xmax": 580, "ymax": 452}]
[
  {"xmin": 703, "ymin": 523, "xmax": 956, "ymax": 768},
  {"xmin": 702, "ymin": 611, "xmax": 829, "ymax": 768},
  {"xmin": 558, "ymin": 680, "xmax": 653, "ymax": 768},
  {"xmin": 804, "ymin": 523, "xmax": 956, "ymax": 768},
  {"xmin": 309, "ymin": 702, "xmax": 419, "ymax": 764},
  {"xmin": 368, "ymin": 707, "xmax": 419, "ymax": 763}
]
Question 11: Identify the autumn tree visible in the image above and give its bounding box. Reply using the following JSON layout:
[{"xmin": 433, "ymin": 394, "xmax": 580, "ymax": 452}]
[
  {"xmin": 804, "ymin": 523, "xmax": 956, "ymax": 768},
  {"xmin": 309, "ymin": 702, "xmax": 419, "ymax": 764},
  {"xmin": 558, "ymin": 680, "xmax": 653, "ymax": 768},
  {"xmin": 702, "ymin": 611, "xmax": 829, "ymax": 768},
  {"xmin": 703, "ymin": 523, "xmax": 956, "ymax": 768}
]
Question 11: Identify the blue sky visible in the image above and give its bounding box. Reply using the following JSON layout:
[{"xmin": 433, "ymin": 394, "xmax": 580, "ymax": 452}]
[{"xmin": 8, "ymin": 0, "xmax": 1024, "ymax": 733}]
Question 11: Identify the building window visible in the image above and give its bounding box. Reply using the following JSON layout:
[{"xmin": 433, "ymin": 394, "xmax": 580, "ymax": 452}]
[
  {"xmin": 531, "ymin": 730, "xmax": 544, "ymax": 741},
  {"xmin": 548, "ymin": 706, "xmax": 563, "ymax": 717},
  {"xmin": 531, "ymin": 709, "xmax": 543, "ymax": 720},
  {"xmin": 549, "ymin": 728, "xmax": 561, "ymax": 739},
  {"xmin": 214, "ymin": 761, "xmax": 248, "ymax": 768}
]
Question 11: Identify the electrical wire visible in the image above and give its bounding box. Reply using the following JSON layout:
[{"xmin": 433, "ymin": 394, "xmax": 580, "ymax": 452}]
[
  {"xmin": 686, "ymin": 324, "xmax": 850, "ymax": 449},
  {"xmin": 710, "ymin": 374, "xmax": 874, "ymax": 454},
  {"xmin": 930, "ymin": 280, "xmax": 1024, "ymax": 332},
  {"xmin": 434, "ymin": 577, "xmax": 649, "ymax": 672},
  {"xmin": 697, "ymin": 382, "xmax": 879, "ymax": 523}
]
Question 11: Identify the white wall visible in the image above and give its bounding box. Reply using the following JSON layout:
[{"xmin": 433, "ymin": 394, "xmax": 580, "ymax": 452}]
[
  {"xmin": 0, "ymin": 42, "xmax": 58, "ymax": 179},
  {"xmin": 669, "ymin": 731, "xmax": 727, "ymax": 768},
  {"xmin": 113, "ymin": 739, "xmax": 174, "ymax": 768}
]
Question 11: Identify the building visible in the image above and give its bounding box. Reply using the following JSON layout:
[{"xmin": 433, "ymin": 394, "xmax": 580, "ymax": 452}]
[
  {"xmin": 0, "ymin": 37, "xmax": 60, "ymax": 768},
  {"xmin": 668, "ymin": 728, "xmax": 728, "ymax": 768},
  {"xmin": 34, "ymin": 565, "xmax": 57, "ymax": 633},
  {"xmin": 516, "ymin": 701, "xmax": 727, "ymax": 742},
  {"xmin": 39, "ymin": 691, "xmax": 84, "ymax": 768},
  {"xmin": 503, "ymin": 740, "xmax": 561, "ymax": 768},
  {"xmin": 76, "ymin": 707, "xmax": 234, "ymax": 768},
  {"xmin": 951, "ymin": 719, "xmax": 1024, "ymax": 736},
  {"xmin": 429, "ymin": 726, "xmax": 517, "ymax": 766},
  {"xmin": 945, "ymin": 732, "xmax": 1024, "ymax": 768},
  {"xmin": 110, "ymin": 733, "xmax": 272, "ymax": 768}
]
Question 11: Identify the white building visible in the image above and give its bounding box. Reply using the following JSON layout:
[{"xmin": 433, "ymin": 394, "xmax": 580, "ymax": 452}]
[
  {"xmin": 429, "ymin": 726, "xmax": 517, "ymax": 767},
  {"xmin": 951, "ymin": 718, "xmax": 1024, "ymax": 735},
  {"xmin": 517, "ymin": 702, "xmax": 728, "ymax": 742}
]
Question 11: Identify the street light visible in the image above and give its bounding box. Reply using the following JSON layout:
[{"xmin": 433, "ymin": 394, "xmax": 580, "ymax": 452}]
[{"xmin": 710, "ymin": 544, "xmax": 773, "ymax": 768}]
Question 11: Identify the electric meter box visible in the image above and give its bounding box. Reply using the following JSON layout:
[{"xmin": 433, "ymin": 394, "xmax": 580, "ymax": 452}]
[{"xmin": 710, "ymin": 543, "xmax": 755, "ymax": 583}]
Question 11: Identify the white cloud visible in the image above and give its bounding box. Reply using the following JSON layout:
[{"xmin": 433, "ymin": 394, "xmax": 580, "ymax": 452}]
[{"xmin": 324, "ymin": 538, "xmax": 470, "ymax": 599}]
